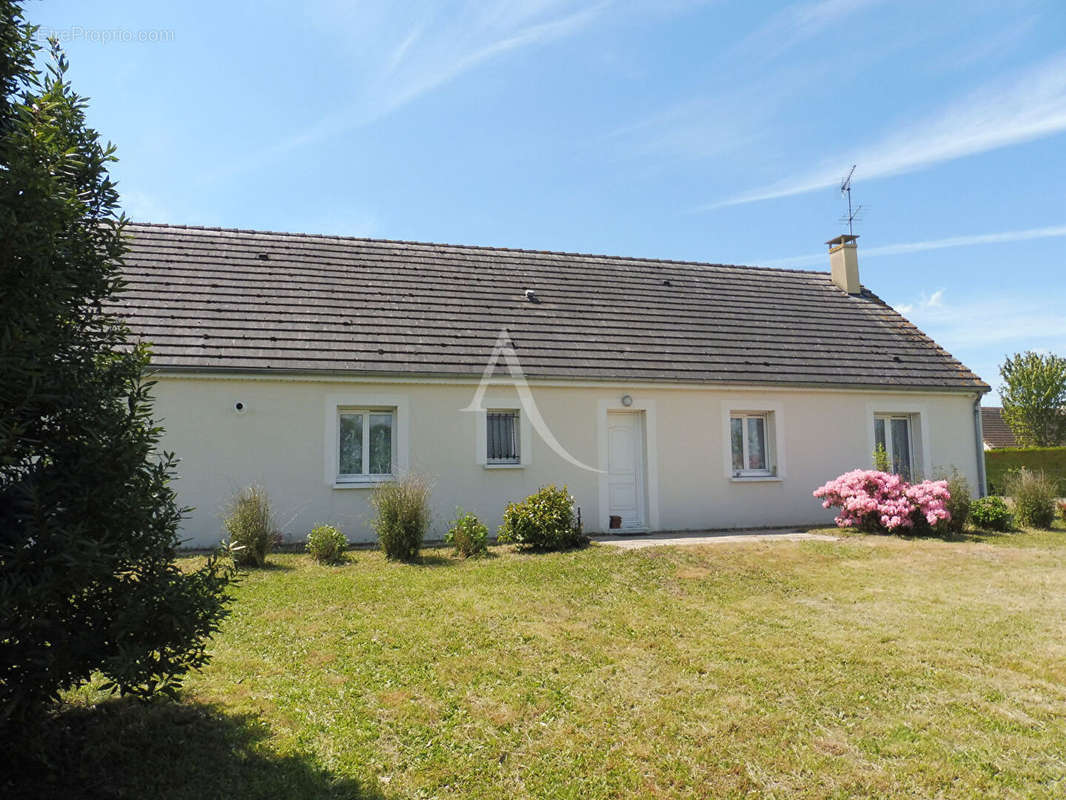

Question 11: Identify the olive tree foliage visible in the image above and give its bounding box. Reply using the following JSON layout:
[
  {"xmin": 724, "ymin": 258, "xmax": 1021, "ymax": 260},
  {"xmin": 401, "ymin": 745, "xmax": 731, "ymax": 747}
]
[
  {"xmin": 999, "ymin": 351, "xmax": 1066, "ymax": 447},
  {"xmin": 0, "ymin": 2, "xmax": 232, "ymax": 724}
]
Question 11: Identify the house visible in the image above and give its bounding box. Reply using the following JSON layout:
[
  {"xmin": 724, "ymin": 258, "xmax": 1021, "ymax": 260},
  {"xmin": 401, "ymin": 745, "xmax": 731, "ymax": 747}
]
[
  {"xmin": 981, "ymin": 406, "xmax": 1066, "ymax": 449},
  {"xmin": 116, "ymin": 225, "xmax": 990, "ymax": 547},
  {"xmin": 980, "ymin": 407, "xmax": 1018, "ymax": 449}
]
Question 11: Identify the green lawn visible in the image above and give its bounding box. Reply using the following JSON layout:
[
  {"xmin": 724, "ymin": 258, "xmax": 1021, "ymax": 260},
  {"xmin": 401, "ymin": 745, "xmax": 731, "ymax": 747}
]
[{"xmin": 26, "ymin": 524, "xmax": 1066, "ymax": 799}]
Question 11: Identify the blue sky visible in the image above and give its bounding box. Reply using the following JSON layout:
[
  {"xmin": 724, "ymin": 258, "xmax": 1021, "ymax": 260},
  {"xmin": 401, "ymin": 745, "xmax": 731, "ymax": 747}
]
[{"xmin": 32, "ymin": 0, "xmax": 1066, "ymax": 402}]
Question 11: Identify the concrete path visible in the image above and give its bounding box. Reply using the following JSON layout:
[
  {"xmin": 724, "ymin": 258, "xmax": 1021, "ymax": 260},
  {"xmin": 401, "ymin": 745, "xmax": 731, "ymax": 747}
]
[{"xmin": 592, "ymin": 529, "xmax": 839, "ymax": 550}]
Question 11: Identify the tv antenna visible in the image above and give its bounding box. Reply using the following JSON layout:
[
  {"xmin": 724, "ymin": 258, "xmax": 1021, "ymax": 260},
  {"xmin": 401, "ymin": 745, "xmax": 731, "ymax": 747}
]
[{"xmin": 839, "ymin": 164, "xmax": 863, "ymax": 236}]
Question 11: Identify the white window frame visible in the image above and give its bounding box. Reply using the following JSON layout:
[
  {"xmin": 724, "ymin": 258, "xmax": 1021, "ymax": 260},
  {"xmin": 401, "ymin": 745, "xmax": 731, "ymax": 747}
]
[
  {"xmin": 324, "ymin": 393, "xmax": 409, "ymax": 489},
  {"xmin": 485, "ymin": 408, "xmax": 521, "ymax": 465},
  {"xmin": 337, "ymin": 408, "xmax": 397, "ymax": 482},
  {"xmin": 730, "ymin": 412, "xmax": 774, "ymax": 478},
  {"xmin": 720, "ymin": 400, "xmax": 785, "ymax": 482},
  {"xmin": 874, "ymin": 413, "xmax": 914, "ymax": 480},
  {"xmin": 866, "ymin": 402, "xmax": 930, "ymax": 481}
]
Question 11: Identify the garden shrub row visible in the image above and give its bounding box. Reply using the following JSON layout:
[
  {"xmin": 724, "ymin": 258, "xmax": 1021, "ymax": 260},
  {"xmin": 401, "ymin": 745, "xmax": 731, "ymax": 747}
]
[
  {"xmin": 223, "ymin": 478, "xmax": 586, "ymax": 568},
  {"xmin": 814, "ymin": 463, "xmax": 1062, "ymax": 536}
]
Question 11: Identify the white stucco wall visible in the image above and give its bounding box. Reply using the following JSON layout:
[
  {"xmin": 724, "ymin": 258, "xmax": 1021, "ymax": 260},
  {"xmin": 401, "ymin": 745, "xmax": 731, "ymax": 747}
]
[{"xmin": 150, "ymin": 374, "xmax": 983, "ymax": 548}]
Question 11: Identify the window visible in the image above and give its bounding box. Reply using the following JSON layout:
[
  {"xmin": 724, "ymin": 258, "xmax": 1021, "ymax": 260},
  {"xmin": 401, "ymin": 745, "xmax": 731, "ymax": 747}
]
[
  {"xmin": 874, "ymin": 414, "xmax": 913, "ymax": 481},
  {"xmin": 338, "ymin": 409, "xmax": 395, "ymax": 481},
  {"xmin": 730, "ymin": 413, "xmax": 773, "ymax": 477},
  {"xmin": 486, "ymin": 410, "xmax": 520, "ymax": 464}
]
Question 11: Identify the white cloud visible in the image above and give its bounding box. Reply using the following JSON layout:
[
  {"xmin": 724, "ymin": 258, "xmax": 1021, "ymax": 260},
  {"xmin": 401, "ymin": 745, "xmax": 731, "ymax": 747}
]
[
  {"xmin": 759, "ymin": 224, "xmax": 1066, "ymax": 268},
  {"xmin": 891, "ymin": 290, "xmax": 1066, "ymax": 397},
  {"xmin": 707, "ymin": 51, "xmax": 1066, "ymax": 208},
  {"xmin": 211, "ymin": 1, "xmax": 614, "ymax": 180},
  {"xmin": 897, "ymin": 293, "xmax": 1066, "ymax": 351},
  {"xmin": 610, "ymin": 0, "xmax": 880, "ymax": 165},
  {"xmin": 607, "ymin": 82, "xmax": 791, "ymax": 162},
  {"xmin": 892, "ymin": 289, "xmax": 941, "ymax": 315},
  {"xmin": 725, "ymin": 0, "xmax": 884, "ymax": 63},
  {"xmin": 364, "ymin": 2, "xmax": 610, "ymax": 121}
]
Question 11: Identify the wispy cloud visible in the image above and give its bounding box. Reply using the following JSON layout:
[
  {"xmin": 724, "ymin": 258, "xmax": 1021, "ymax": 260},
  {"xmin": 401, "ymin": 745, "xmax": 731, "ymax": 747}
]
[
  {"xmin": 897, "ymin": 291, "xmax": 1066, "ymax": 350},
  {"xmin": 367, "ymin": 2, "xmax": 610, "ymax": 121},
  {"xmin": 725, "ymin": 0, "xmax": 884, "ymax": 63},
  {"xmin": 211, "ymin": 1, "xmax": 613, "ymax": 180},
  {"xmin": 759, "ymin": 224, "xmax": 1066, "ymax": 268},
  {"xmin": 893, "ymin": 288, "xmax": 942, "ymax": 315},
  {"xmin": 893, "ymin": 289, "xmax": 1066, "ymax": 397},
  {"xmin": 924, "ymin": 13, "xmax": 1038, "ymax": 73},
  {"xmin": 606, "ymin": 79, "xmax": 796, "ymax": 162},
  {"xmin": 610, "ymin": 0, "xmax": 880, "ymax": 165},
  {"xmin": 706, "ymin": 51, "xmax": 1066, "ymax": 208}
]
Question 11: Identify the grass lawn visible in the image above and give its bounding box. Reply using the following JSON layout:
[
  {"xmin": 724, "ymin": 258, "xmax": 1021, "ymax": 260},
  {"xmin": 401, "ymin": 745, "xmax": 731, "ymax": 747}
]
[{"xmin": 22, "ymin": 523, "xmax": 1066, "ymax": 799}]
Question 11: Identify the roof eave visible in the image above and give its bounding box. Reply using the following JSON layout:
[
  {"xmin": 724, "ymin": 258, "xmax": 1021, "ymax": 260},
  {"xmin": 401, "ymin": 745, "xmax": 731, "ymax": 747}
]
[{"xmin": 145, "ymin": 364, "xmax": 991, "ymax": 395}]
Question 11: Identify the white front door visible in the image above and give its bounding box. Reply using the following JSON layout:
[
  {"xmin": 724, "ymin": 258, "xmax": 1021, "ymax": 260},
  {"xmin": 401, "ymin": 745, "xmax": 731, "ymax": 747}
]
[{"xmin": 607, "ymin": 411, "xmax": 646, "ymax": 531}]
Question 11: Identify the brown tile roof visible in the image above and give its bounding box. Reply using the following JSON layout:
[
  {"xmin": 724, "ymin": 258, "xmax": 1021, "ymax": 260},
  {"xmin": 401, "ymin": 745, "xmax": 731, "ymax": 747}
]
[
  {"xmin": 981, "ymin": 407, "xmax": 1018, "ymax": 448},
  {"xmin": 112, "ymin": 223, "xmax": 990, "ymax": 391}
]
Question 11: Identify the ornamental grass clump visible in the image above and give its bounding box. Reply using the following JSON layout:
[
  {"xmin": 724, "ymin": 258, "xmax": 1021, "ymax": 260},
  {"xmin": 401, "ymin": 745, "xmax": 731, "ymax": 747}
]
[
  {"xmin": 223, "ymin": 485, "xmax": 277, "ymax": 567},
  {"xmin": 813, "ymin": 470, "xmax": 951, "ymax": 535},
  {"xmin": 1004, "ymin": 468, "xmax": 1058, "ymax": 529},
  {"xmin": 371, "ymin": 473, "xmax": 432, "ymax": 562}
]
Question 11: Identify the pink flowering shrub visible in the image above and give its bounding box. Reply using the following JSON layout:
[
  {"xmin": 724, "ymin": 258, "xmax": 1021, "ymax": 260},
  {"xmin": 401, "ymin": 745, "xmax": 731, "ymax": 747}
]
[{"xmin": 813, "ymin": 470, "xmax": 951, "ymax": 534}]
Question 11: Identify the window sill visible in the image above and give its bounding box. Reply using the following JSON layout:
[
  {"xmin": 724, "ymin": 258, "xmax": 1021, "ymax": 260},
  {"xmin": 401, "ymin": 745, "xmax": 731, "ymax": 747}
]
[
  {"xmin": 484, "ymin": 463, "xmax": 524, "ymax": 470},
  {"xmin": 729, "ymin": 475, "xmax": 783, "ymax": 483},
  {"xmin": 333, "ymin": 477, "xmax": 393, "ymax": 489}
]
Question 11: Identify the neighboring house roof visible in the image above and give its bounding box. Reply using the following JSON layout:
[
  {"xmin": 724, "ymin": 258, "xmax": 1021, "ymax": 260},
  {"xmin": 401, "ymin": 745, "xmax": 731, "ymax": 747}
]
[
  {"xmin": 114, "ymin": 223, "xmax": 989, "ymax": 391},
  {"xmin": 981, "ymin": 407, "xmax": 1018, "ymax": 448}
]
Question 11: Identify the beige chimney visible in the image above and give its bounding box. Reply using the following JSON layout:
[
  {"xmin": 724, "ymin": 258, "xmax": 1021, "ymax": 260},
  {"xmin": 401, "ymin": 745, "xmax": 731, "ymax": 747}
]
[{"xmin": 826, "ymin": 234, "xmax": 861, "ymax": 294}]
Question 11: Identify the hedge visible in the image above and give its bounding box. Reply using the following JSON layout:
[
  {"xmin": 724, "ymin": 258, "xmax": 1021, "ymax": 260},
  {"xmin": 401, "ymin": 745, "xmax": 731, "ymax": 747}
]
[{"xmin": 985, "ymin": 447, "xmax": 1066, "ymax": 496}]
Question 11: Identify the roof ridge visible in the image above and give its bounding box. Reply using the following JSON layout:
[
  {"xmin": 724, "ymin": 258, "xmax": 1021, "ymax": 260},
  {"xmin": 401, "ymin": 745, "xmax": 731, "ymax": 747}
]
[{"xmin": 123, "ymin": 221, "xmax": 830, "ymax": 277}]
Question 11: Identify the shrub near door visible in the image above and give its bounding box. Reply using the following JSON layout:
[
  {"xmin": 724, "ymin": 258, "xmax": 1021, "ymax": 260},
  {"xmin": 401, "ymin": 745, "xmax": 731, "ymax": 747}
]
[{"xmin": 498, "ymin": 485, "xmax": 587, "ymax": 551}]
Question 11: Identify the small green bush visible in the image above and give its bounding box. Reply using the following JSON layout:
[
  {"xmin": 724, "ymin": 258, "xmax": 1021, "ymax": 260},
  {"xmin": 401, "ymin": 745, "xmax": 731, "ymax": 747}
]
[
  {"xmin": 223, "ymin": 486, "xmax": 277, "ymax": 567},
  {"xmin": 307, "ymin": 524, "xmax": 348, "ymax": 564},
  {"xmin": 970, "ymin": 496, "xmax": 1013, "ymax": 532},
  {"xmin": 1005, "ymin": 468, "xmax": 1058, "ymax": 528},
  {"xmin": 873, "ymin": 443, "xmax": 891, "ymax": 472},
  {"xmin": 446, "ymin": 508, "xmax": 489, "ymax": 558},
  {"xmin": 371, "ymin": 473, "xmax": 432, "ymax": 562},
  {"xmin": 934, "ymin": 468, "xmax": 971, "ymax": 536},
  {"xmin": 498, "ymin": 485, "xmax": 586, "ymax": 551}
]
